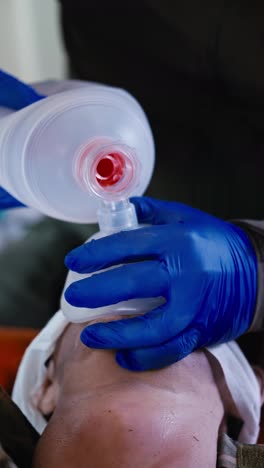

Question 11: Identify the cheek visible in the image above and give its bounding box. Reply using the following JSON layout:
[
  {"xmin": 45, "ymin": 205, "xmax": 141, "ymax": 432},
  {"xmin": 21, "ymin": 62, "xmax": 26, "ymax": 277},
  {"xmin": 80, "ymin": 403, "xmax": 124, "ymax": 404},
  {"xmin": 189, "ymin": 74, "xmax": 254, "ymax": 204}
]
[
  {"xmin": 172, "ymin": 439, "xmax": 218, "ymax": 468},
  {"xmin": 33, "ymin": 395, "xmax": 221, "ymax": 468},
  {"xmin": 32, "ymin": 417, "xmax": 77, "ymax": 468},
  {"xmin": 167, "ymin": 410, "xmax": 219, "ymax": 468}
]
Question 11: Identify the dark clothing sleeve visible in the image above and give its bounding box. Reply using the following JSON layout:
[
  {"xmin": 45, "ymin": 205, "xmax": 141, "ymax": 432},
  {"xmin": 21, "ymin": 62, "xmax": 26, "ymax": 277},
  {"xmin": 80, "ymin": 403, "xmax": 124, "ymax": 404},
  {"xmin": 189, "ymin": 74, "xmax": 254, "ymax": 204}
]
[
  {"xmin": 232, "ymin": 221, "xmax": 264, "ymax": 333},
  {"xmin": 218, "ymin": 433, "xmax": 264, "ymax": 468},
  {"xmin": 0, "ymin": 386, "xmax": 39, "ymax": 468}
]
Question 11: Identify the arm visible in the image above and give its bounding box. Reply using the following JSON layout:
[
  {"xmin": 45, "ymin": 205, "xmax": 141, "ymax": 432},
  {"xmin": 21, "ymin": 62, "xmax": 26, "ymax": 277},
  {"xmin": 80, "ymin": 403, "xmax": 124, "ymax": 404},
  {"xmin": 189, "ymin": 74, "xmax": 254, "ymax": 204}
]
[{"xmin": 232, "ymin": 220, "xmax": 264, "ymax": 332}]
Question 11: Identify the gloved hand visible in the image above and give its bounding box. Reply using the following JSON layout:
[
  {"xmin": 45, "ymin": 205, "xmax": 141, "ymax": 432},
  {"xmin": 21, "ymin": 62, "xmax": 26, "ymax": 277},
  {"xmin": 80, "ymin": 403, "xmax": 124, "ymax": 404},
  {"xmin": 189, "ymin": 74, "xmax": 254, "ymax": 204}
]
[
  {"xmin": 0, "ymin": 70, "xmax": 44, "ymax": 208},
  {"xmin": 64, "ymin": 197, "xmax": 257, "ymax": 371}
]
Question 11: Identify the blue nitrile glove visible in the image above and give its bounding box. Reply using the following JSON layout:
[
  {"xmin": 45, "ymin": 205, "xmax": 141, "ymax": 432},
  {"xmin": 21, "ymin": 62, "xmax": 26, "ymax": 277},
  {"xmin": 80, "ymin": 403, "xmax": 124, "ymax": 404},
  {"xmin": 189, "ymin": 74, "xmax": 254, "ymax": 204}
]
[
  {"xmin": 0, "ymin": 70, "xmax": 45, "ymax": 208},
  {"xmin": 64, "ymin": 197, "xmax": 257, "ymax": 371}
]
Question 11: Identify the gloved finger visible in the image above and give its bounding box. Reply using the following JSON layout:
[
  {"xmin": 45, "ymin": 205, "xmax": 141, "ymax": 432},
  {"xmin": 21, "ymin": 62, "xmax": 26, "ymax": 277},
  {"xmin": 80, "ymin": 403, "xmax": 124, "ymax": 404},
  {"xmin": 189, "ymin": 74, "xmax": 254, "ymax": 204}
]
[
  {"xmin": 65, "ymin": 260, "xmax": 168, "ymax": 308},
  {"xmin": 80, "ymin": 304, "xmax": 167, "ymax": 349},
  {"xmin": 65, "ymin": 226, "xmax": 168, "ymax": 273},
  {"xmin": 115, "ymin": 326, "xmax": 201, "ymax": 371},
  {"xmin": 0, "ymin": 187, "xmax": 24, "ymax": 209},
  {"xmin": 79, "ymin": 280, "xmax": 199, "ymax": 350},
  {"xmin": 79, "ymin": 277, "xmax": 200, "ymax": 349},
  {"xmin": 0, "ymin": 70, "xmax": 44, "ymax": 110},
  {"xmin": 131, "ymin": 196, "xmax": 207, "ymax": 225}
]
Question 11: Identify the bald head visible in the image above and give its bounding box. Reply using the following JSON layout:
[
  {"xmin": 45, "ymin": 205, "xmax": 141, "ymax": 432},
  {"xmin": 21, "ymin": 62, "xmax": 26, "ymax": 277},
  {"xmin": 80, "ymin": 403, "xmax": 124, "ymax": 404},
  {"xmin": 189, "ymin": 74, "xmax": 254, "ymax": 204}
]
[{"xmin": 32, "ymin": 318, "xmax": 225, "ymax": 467}]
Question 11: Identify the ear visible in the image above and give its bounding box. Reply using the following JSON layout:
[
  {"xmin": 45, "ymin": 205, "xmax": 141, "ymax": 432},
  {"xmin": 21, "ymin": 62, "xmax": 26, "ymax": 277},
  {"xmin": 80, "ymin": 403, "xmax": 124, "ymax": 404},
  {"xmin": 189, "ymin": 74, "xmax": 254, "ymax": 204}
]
[{"xmin": 31, "ymin": 360, "xmax": 59, "ymax": 416}]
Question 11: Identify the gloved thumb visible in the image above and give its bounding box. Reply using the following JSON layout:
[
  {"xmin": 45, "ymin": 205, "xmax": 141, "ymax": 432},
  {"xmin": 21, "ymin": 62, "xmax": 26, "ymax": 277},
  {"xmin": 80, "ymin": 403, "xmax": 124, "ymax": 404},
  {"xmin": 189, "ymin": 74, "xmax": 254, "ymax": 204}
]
[
  {"xmin": 115, "ymin": 326, "xmax": 201, "ymax": 371},
  {"xmin": 0, "ymin": 187, "xmax": 24, "ymax": 209},
  {"xmin": 130, "ymin": 196, "xmax": 173, "ymax": 224},
  {"xmin": 0, "ymin": 69, "xmax": 44, "ymax": 110},
  {"xmin": 131, "ymin": 196, "xmax": 199, "ymax": 225}
]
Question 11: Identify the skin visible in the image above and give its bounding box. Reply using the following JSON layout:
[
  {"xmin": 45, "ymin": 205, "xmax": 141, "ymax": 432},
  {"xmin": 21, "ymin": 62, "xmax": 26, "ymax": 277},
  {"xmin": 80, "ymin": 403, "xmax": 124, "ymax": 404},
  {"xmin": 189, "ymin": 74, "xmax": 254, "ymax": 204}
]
[{"xmin": 32, "ymin": 318, "xmax": 237, "ymax": 468}]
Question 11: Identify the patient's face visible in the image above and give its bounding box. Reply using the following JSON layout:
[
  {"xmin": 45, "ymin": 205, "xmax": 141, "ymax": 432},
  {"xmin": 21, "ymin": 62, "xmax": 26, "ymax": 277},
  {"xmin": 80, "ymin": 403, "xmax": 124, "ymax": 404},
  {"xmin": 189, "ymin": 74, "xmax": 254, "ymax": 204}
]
[{"xmin": 33, "ymin": 319, "xmax": 227, "ymax": 468}]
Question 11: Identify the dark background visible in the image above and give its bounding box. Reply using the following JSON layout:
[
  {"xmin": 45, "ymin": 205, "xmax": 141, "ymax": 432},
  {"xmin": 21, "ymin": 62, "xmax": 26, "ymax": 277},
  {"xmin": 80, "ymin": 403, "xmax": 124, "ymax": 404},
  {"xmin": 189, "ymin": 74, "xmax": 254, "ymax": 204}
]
[{"xmin": 59, "ymin": 0, "xmax": 264, "ymax": 220}]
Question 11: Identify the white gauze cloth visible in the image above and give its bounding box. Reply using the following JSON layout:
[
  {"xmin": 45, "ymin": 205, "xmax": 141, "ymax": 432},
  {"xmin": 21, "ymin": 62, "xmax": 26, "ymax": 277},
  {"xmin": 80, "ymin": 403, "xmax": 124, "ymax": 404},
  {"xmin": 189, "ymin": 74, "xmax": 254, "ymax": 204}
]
[{"xmin": 12, "ymin": 311, "xmax": 261, "ymax": 443}]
